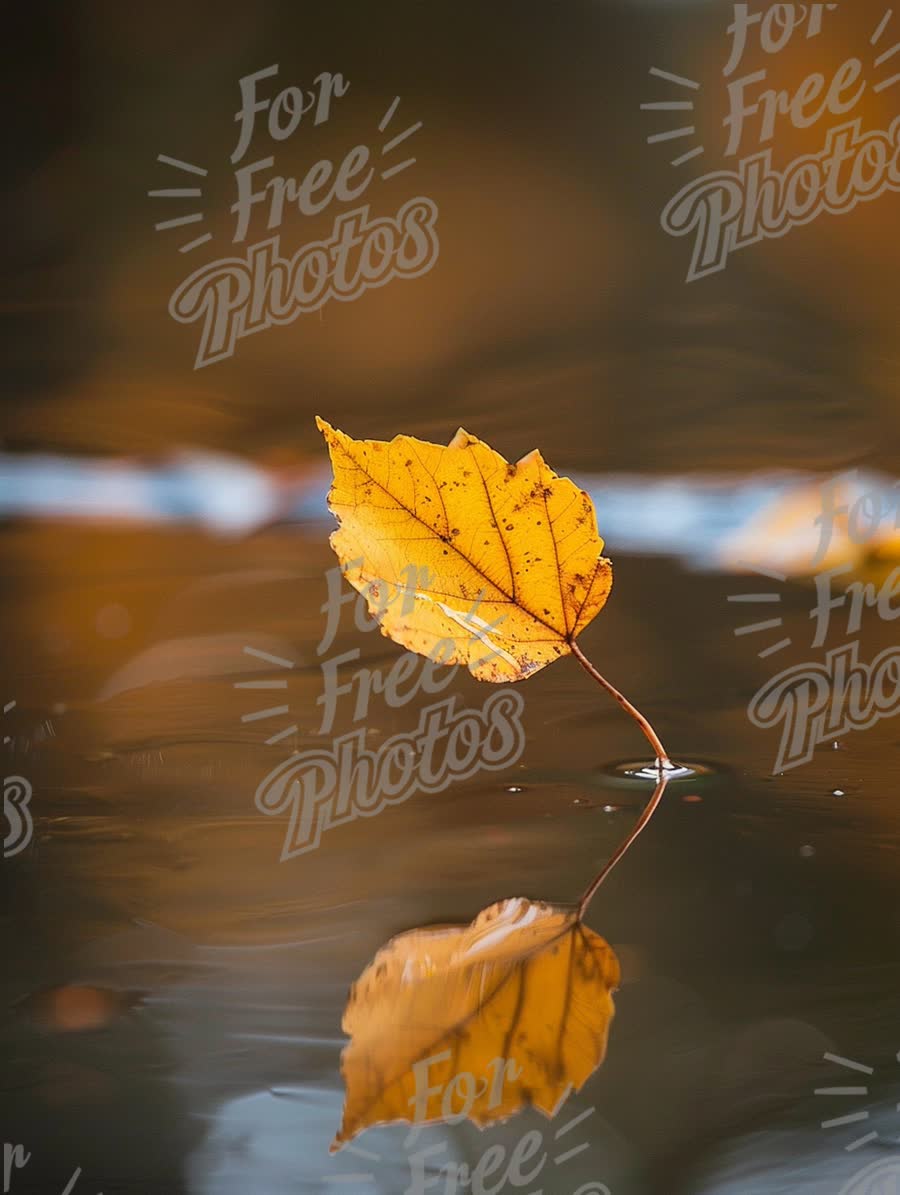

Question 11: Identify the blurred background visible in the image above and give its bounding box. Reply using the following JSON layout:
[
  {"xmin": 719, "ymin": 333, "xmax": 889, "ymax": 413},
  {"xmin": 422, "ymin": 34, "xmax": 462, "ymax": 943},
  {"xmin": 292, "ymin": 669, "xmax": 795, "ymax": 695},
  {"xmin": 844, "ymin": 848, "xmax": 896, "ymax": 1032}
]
[{"xmin": 2, "ymin": 1, "xmax": 900, "ymax": 1192}]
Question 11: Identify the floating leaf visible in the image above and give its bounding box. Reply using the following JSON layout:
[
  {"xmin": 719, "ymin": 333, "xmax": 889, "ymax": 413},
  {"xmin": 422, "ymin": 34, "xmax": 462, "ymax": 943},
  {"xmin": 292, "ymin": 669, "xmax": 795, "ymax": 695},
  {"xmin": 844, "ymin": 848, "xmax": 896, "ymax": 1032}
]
[
  {"xmin": 331, "ymin": 896, "xmax": 620, "ymax": 1151},
  {"xmin": 316, "ymin": 419, "xmax": 612, "ymax": 683}
]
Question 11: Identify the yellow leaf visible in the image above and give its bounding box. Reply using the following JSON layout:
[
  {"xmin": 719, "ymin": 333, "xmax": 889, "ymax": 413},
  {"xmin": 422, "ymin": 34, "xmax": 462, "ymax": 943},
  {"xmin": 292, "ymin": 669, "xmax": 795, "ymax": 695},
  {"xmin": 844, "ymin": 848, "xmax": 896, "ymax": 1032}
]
[
  {"xmin": 330, "ymin": 897, "xmax": 620, "ymax": 1151},
  {"xmin": 316, "ymin": 419, "xmax": 613, "ymax": 682}
]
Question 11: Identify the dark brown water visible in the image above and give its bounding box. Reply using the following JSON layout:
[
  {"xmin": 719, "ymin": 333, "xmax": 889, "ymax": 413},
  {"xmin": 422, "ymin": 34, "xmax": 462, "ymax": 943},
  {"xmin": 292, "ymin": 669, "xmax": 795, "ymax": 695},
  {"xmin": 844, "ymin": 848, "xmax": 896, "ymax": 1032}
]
[
  {"xmin": 4, "ymin": 2, "xmax": 900, "ymax": 1193},
  {"xmin": 3, "ymin": 518, "xmax": 900, "ymax": 1194}
]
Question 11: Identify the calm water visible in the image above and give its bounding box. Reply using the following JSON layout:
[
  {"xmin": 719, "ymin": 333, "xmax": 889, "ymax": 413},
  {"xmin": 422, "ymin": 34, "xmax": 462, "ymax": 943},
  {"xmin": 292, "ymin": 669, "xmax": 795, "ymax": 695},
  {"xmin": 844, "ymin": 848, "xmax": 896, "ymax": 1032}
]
[
  {"xmin": 2, "ymin": 513, "xmax": 899, "ymax": 1194},
  {"xmin": 4, "ymin": 1, "xmax": 900, "ymax": 1192}
]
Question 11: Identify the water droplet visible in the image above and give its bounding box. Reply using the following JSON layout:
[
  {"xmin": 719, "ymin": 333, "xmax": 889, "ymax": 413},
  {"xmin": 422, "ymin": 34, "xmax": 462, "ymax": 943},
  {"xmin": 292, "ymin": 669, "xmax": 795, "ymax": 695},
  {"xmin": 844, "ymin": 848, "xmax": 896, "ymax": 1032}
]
[
  {"xmin": 600, "ymin": 759, "xmax": 719, "ymax": 786},
  {"xmin": 505, "ymin": 785, "xmax": 524, "ymax": 794},
  {"xmin": 602, "ymin": 804, "xmax": 621, "ymax": 814},
  {"xmin": 831, "ymin": 788, "xmax": 845, "ymax": 797}
]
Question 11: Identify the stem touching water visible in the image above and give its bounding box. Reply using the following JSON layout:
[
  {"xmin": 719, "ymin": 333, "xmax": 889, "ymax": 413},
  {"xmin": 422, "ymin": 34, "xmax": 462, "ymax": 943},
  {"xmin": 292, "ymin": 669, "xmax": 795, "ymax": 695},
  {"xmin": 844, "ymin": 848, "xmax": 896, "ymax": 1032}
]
[
  {"xmin": 568, "ymin": 638, "xmax": 670, "ymax": 765},
  {"xmin": 567, "ymin": 638, "xmax": 674, "ymax": 918}
]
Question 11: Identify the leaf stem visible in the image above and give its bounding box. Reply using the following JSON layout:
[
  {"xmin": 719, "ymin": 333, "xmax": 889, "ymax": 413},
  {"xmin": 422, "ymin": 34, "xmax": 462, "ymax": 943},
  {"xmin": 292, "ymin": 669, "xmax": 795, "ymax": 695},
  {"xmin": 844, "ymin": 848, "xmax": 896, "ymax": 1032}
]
[
  {"xmin": 568, "ymin": 639, "xmax": 670, "ymax": 766},
  {"xmin": 577, "ymin": 767, "xmax": 670, "ymax": 919}
]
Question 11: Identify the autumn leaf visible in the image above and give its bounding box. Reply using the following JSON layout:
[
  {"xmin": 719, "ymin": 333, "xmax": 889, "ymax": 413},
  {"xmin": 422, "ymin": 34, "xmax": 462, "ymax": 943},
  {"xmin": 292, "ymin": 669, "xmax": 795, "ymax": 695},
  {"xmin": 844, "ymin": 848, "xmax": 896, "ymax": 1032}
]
[
  {"xmin": 316, "ymin": 419, "xmax": 613, "ymax": 684},
  {"xmin": 330, "ymin": 896, "xmax": 620, "ymax": 1152},
  {"xmin": 315, "ymin": 424, "xmax": 678, "ymax": 1152}
]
